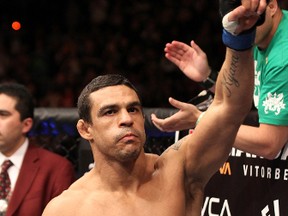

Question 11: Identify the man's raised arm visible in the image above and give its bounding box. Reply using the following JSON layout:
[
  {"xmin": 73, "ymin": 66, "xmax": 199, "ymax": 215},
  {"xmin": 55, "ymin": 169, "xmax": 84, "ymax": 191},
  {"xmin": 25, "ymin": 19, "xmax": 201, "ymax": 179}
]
[{"xmin": 177, "ymin": 0, "xmax": 267, "ymax": 184}]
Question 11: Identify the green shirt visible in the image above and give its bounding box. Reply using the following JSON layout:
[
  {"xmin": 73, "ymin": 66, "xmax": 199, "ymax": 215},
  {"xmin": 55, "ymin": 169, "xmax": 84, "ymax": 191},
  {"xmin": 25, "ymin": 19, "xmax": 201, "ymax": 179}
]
[{"xmin": 254, "ymin": 10, "xmax": 288, "ymax": 126}]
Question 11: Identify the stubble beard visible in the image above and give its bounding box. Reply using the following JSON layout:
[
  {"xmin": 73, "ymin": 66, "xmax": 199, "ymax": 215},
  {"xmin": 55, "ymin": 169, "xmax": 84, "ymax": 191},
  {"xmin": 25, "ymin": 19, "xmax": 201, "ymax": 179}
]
[{"xmin": 116, "ymin": 142, "xmax": 143, "ymax": 162}]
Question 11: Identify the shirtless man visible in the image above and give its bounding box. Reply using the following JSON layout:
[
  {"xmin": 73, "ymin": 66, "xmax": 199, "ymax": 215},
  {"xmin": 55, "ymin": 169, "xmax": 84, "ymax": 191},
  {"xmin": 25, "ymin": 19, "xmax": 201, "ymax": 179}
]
[{"xmin": 42, "ymin": 0, "xmax": 266, "ymax": 215}]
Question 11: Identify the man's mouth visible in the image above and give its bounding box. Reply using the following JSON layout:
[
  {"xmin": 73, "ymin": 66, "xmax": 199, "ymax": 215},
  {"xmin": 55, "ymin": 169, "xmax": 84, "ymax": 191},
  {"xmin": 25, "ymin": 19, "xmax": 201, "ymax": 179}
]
[{"xmin": 120, "ymin": 133, "xmax": 138, "ymax": 143}]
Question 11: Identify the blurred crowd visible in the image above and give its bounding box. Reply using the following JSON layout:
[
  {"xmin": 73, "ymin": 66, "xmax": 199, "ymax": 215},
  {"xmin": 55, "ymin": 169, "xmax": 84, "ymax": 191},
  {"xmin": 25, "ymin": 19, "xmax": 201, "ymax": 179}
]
[{"xmin": 0, "ymin": 0, "xmax": 287, "ymax": 108}]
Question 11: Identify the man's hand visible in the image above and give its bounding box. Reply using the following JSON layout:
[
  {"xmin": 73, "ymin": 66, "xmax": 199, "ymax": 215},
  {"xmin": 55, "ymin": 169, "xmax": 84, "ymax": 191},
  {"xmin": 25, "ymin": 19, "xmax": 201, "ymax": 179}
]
[
  {"xmin": 224, "ymin": 1, "xmax": 266, "ymax": 34},
  {"xmin": 151, "ymin": 97, "xmax": 202, "ymax": 132},
  {"xmin": 164, "ymin": 40, "xmax": 210, "ymax": 82},
  {"xmin": 221, "ymin": 0, "xmax": 267, "ymax": 50}
]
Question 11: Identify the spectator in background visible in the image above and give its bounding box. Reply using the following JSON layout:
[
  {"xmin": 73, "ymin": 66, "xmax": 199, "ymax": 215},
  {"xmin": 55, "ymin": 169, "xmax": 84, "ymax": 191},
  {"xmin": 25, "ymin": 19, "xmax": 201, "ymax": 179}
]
[{"xmin": 0, "ymin": 82, "xmax": 75, "ymax": 216}]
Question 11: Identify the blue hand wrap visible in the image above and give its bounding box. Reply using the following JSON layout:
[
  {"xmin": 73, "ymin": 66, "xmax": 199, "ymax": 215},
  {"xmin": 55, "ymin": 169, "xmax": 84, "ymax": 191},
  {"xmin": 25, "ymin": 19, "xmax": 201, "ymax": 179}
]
[{"xmin": 222, "ymin": 29, "xmax": 256, "ymax": 51}]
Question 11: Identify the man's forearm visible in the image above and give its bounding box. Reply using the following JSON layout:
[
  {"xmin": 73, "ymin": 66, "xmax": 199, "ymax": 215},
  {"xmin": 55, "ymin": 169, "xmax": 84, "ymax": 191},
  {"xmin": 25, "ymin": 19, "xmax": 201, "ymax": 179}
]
[
  {"xmin": 214, "ymin": 48, "xmax": 254, "ymax": 119},
  {"xmin": 234, "ymin": 124, "xmax": 288, "ymax": 159}
]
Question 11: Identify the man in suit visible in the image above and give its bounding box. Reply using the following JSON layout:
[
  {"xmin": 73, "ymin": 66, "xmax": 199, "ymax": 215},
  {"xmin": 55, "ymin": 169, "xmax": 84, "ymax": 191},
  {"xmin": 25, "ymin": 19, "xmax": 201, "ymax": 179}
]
[{"xmin": 0, "ymin": 82, "xmax": 75, "ymax": 216}]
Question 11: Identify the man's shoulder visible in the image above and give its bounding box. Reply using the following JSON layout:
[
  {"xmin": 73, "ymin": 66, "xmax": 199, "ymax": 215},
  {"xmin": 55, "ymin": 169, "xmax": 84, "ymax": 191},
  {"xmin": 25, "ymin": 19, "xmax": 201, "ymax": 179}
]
[{"xmin": 42, "ymin": 188, "xmax": 82, "ymax": 216}]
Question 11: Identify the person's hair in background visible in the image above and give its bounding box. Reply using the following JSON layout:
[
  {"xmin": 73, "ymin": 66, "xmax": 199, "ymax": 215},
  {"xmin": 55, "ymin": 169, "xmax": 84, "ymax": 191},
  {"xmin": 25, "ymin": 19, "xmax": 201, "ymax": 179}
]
[{"xmin": 0, "ymin": 82, "xmax": 34, "ymax": 121}]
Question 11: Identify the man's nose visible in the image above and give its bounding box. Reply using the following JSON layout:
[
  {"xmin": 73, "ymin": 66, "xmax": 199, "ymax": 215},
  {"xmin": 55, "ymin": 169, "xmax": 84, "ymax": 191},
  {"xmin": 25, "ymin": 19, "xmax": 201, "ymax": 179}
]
[{"xmin": 119, "ymin": 111, "xmax": 133, "ymax": 126}]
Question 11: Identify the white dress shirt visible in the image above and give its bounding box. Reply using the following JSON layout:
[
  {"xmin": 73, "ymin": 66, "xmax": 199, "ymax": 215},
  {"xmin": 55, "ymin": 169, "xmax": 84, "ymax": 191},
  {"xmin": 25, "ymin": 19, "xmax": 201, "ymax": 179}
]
[{"xmin": 0, "ymin": 138, "xmax": 28, "ymax": 191}]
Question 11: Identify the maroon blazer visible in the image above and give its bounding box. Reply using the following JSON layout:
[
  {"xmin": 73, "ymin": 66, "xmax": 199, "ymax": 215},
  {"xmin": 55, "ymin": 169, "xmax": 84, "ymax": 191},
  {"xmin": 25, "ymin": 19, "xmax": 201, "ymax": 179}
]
[{"xmin": 6, "ymin": 143, "xmax": 75, "ymax": 216}]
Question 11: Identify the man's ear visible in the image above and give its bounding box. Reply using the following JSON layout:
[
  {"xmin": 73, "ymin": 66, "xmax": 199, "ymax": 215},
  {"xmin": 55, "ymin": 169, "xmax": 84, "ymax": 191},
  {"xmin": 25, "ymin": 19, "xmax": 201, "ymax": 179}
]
[
  {"xmin": 269, "ymin": 0, "xmax": 278, "ymax": 16},
  {"xmin": 77, "ymin": 119, "xmax": 93, "ymax": 140},
  {"xmin": 22, "ymin": 118, "xmax": 33, "ymax": 134}
]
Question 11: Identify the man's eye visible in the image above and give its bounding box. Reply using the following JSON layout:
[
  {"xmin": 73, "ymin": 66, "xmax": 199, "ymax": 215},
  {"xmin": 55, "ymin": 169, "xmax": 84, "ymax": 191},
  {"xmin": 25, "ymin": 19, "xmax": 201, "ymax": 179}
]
[
  {"xmin": 105, "ymin": 110, "xmax": 116, "ymax": 115},
  {"xmin": 128, "ymin": 107, "xmax": 138, "ymax": 113},
  {"xmin": 0, "ymin": 112, "xmax": 9, "ymax": 117}
]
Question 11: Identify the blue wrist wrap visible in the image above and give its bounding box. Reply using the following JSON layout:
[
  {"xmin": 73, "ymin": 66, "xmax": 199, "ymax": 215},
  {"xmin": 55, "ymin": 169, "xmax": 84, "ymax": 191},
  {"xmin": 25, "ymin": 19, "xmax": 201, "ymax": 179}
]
[{"xmin": 222, "ymin": 29, "xmax": 256, "ymax": 51}]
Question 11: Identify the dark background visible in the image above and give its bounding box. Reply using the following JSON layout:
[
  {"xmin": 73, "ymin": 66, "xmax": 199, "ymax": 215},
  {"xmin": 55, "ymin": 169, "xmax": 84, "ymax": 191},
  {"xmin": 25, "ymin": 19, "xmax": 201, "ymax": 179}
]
[{"xmin": 0, "ymin": 0, "xmax": 287, "ymax": 107}]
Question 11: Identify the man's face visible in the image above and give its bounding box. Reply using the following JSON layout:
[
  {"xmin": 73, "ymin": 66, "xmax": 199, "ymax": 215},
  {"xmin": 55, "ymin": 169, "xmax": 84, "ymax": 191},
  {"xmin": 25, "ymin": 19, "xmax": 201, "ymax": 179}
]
[
  {"xmin": 86, "ymin": 85, "xmax": 146, "ymax": 162},
  {"xmin": 0, "ymin": 94, "xmax": 27, "ymax": 155}
]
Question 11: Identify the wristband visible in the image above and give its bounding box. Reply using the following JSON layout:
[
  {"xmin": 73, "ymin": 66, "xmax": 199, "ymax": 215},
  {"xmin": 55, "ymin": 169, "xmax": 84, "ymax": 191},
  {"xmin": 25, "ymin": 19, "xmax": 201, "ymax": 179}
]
[
  {"xmin": 201, "ymin": 70, "xmax": 218, "ymax": 89},
  {"xmin": 222, "ymin": 29, "xmax": 255, "ymax": 51}
]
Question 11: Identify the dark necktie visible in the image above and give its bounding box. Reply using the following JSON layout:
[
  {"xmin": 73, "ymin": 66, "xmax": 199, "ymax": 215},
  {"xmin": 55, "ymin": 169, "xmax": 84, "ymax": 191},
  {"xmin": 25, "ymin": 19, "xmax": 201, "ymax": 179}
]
[{"xmin": 0, "ymin": 160, "xmax": 13, "ymax": 200}]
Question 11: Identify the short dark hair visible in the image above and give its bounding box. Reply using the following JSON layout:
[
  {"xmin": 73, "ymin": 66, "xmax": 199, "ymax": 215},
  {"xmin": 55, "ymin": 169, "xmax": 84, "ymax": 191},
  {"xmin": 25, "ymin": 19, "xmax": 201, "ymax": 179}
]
[
  {"xmin": 77, "ymin": 74, "xmax": 142, "ymax": 123},
  {"xmin": 0, "ymin": 82, "xmax": 34, "ymax": 120}
]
